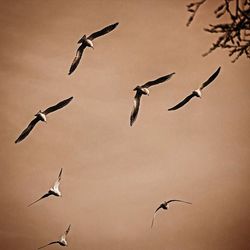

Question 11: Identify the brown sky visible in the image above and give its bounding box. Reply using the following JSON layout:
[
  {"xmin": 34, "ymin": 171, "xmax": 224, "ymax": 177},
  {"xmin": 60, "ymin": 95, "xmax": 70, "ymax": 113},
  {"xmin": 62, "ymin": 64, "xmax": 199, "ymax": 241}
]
[{"xmin": 0, "ymin": 0, "xmax": 250, "ymax": 249}]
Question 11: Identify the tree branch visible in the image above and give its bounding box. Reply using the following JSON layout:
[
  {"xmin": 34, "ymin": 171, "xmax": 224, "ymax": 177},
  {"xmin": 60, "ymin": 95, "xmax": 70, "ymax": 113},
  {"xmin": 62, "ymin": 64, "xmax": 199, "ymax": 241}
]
[{"xmin": 186, "ymin": 0, "xmax": 250, "ymax": 62}]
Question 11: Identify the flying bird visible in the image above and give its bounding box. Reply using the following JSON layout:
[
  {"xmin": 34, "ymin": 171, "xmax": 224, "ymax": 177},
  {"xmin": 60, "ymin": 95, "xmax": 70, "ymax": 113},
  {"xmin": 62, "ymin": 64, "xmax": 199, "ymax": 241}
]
[
  {"xmin": 28, "ymin": 168, "xmax": 63, "ymax": 207},
  {"xmin": 130, "ymin": 72, "xmax": 175, "ymax": 126},
  {"xmin": 38, "ymin": 224, "xmax": 71, "ymax": 249},
  {"xmin": 168, "ymin": 67, "xmax": 221, "ymax": 111},
  {"xmin": 15, "ymin": 96, "xmax": 73, "ymax": 143},
  {"xmin": 68, "ymin": 22, "xmax": 119, "ymax": 75},
  {"xmin": 151, "ymin": 199, "xmax": 191, "ymax": 228}
]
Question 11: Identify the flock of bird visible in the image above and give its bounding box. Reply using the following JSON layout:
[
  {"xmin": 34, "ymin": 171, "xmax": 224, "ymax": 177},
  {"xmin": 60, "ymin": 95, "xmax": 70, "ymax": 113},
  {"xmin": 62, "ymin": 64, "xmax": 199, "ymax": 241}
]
[{"xmin": 14, "ymin": 22, "xmax": 221, "ymax": 249}]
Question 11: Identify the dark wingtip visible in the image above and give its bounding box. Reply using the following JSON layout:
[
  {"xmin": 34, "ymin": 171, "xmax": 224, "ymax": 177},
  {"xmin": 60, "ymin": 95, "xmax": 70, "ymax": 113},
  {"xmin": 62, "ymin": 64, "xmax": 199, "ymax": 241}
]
[
  {"xmin": 216, "ymin": 66, "xmax": 221, "ymax": 72},
  {"xmin": 169, "ymin": 72, "xmax": 176, "ymax": 78}
]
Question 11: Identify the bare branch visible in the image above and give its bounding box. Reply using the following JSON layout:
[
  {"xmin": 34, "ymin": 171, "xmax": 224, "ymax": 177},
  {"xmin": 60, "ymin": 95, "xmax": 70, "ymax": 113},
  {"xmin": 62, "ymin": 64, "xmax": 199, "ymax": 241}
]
[
  {"xmin": 186, "ymin": 0, "xmax": 207, "ymax": 27},
  {"xmin": 186, "ymin": 0, "xmax": 250, "ymax": 62}
]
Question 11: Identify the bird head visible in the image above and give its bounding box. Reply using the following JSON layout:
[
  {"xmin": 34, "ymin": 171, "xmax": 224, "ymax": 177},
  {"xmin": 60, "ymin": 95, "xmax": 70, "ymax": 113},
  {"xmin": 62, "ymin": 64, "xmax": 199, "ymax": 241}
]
[
  {"xmin": 78, "ymin": 35, "xmax": 87, "ymax": 44},
  {"xmin": 133, "ymin": 86, "xmax": 141, "ymax": 92},
  {"xmin": 35, "ymin": 110, "xmax": 41, "ymax": 116}
]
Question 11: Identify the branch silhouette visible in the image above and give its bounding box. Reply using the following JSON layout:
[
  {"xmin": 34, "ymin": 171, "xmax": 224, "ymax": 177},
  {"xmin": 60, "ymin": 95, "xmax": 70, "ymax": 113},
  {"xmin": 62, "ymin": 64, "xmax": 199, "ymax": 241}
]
[{"xmin": 186, "ymin": 0, "xmax": 250, "ymax": 62}]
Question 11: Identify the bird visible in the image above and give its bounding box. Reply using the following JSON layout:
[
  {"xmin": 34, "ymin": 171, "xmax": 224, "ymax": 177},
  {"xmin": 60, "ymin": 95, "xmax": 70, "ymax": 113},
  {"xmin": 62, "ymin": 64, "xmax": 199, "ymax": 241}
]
[
  {"xmin": 15, "ymin": 96, "xmax": 73, "ymax": 143},
  {"xmin": 168, "ymin": 67, "xmax": 221, "ymax": 111},
  {"xmin": 130, "ymin": 72, "xmax": 175, "ymax": 126},
  {"xmin": 151, "ymin": 199, "xmax": 192, "ymax": 228},
  {"xmin": 38, "ymin": 224, "xmax": 71, "ymax": 249},
  {"xmin": 28, "ymin": 168, "xmax": 63, "ymax": 207},
  {"xmin": 68, "ymin": 22, "xmax": 119, "ymax": 75}
]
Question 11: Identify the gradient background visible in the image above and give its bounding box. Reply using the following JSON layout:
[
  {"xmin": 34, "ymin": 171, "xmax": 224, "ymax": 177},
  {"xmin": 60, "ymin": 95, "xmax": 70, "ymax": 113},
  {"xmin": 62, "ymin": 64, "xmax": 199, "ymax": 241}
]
[{"xmin": 0, "ymin": 0, "xmax": 249, "ymax": 249}]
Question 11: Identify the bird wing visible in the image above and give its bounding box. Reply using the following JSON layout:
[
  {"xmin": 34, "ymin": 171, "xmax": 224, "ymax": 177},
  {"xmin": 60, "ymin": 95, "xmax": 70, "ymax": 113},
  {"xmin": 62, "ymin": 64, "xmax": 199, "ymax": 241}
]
[
  {"xmin": 141, "ymin": 72, "xmax": 175, "ymax": 89},
  {"xmin": 200, "ymin": 66, "xmax": 221, "ymax": 90},
  {"xmin": 43, "ymin": 97, "xmax": 73, "ymax": 115},
  {"xmin": 61, "ymin": 224, "xmax": 71, "ymax": 240},
  {"xmin": 130, "ymin": 92, "xmax": 142, "ymax": 126},
  {"xmin": 151, "ymin": 205, "xmax": 163, "ymax": 228},
  {"xmin": 28, "ymin": 192, "xmax": 51, "ymax": 207},
  {"xmin": 168, "ymin": 93, "xmax": 196, "ymax": 111},
  {"xmin": 87, "ymin": 22, "xmax": 119, "ymax": 41},
  {"xmin": 166, "ymin": 199, "xmax": 192, "ymax": 205},
  {"xmin": 38, "ymin": 241, "xmax": 59, "ymax": 249},
  {"xmin": 68, "ymin": 44, "xmax": 86, "ymax": 75},
  {"xmin": 151, "ymin": 213, "xmax": 156, "ymax": 228},
  {"xmin": 65, "ymin": 224, "xmax": 71, "ymax": 236},
  {"xmin": 15, "ymin": 116, "xmax": 40, "ymax": 144},
  {"xmin": 58, "ymin": 168, "xmax": 63, "ymax": 181},
  {"xmin": 53, "ymin": 168, "xmax": 63, "ymax": 189}
]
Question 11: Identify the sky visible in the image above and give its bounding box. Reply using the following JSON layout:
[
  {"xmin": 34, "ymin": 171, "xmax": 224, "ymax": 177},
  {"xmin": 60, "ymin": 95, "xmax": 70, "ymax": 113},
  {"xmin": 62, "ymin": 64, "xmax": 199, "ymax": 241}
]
[{"xmin": 0, "ymin": 0, "xmax": 249, "ymax": 249}]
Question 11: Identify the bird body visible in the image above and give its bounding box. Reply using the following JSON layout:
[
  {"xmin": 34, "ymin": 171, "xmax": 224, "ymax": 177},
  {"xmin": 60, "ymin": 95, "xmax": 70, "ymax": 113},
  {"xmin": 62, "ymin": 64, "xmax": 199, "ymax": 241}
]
[
  {"xmin": 49, "ymin": 187, "xmax": 61, "ymax": 197},
  {"xmin": 78, "ymin": 35, "xmax": 94, "ymax": 48},
  {"xmin": 133, "ymin": 86, "xmax": 150, "ymax": 96},
  {"xmin": 193, "ymin": 89, "xmax": 202, "ymax": 98},
  {"xmin": 36, "ymin": 111, "xmax": 47, "ymax": 122},
  {"xmin": 59, "ymin": 236, "xmax": 67, "ymax": 246},
  {"xmin": 160, "ymin": 202, "xmax": 169, "ymax": 210}
]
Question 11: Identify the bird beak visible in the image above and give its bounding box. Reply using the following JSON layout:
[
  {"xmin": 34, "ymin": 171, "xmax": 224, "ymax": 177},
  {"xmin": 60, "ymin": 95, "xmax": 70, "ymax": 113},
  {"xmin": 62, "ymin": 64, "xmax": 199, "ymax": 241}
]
[{"xmin": 91, "ymin": 46, "xmax": 94, "ymax": 50}]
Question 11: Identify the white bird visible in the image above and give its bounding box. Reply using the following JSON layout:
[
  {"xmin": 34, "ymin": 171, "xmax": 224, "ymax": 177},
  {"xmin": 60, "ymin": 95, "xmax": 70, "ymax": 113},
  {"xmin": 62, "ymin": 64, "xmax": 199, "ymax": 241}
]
[
  {"xmin": 168, "ymin": 67, "xmax": 221, "ymax": 111},
  {"xmin": 151, "ymin": 199, "xmax": 192, "ymax": 228},
  {"xmin": 130, "ymin": 73, "xmax": 175, "ymax": 126},
  {"xmin": 38, "ymin": 225, "xmax": 71, "ymax": 249},
  {"xmin": 28, "ymin": 168, "xmax": 63, "ymax": 207},
  {"xmin": 68, "ymin": 22, "xmax": 119, "ymax": 75},
  {"xmin": 15, "ymin": 96, "xmax": 73, "ymax": 143}
]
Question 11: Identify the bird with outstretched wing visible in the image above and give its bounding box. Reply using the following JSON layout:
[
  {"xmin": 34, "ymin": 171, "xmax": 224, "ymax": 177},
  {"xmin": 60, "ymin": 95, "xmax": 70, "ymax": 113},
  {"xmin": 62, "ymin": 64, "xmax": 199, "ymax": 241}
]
[
  {"xmin": 68, "ymin": 22, "xmax": 119, "ymax": 75},
  {"xmin": 151, "ymin": 199, "xmax": 192, "ymax": 228},
  {"xmin": 168, "ymin": 67, "xmax": 221, "ymax": 111},
  {"xmin": 15, "ymin": 97, "xmax": 73, "ymax": 143},
  {"xmin": 130, "ymin": 72, "xmax": 175, "ymax": 126}
]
